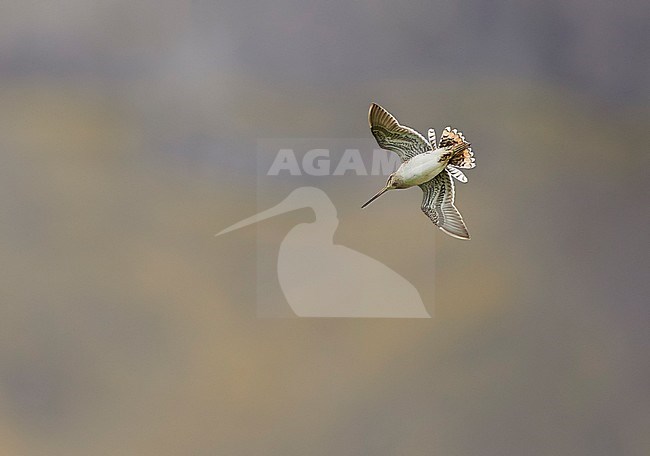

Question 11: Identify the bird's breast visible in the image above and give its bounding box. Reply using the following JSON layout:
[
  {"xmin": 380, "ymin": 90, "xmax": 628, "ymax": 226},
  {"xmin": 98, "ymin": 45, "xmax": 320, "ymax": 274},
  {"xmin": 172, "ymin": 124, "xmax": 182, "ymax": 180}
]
[{"xmin": 396, "ymin": 151, "xmax": 447, "ymax": 187}]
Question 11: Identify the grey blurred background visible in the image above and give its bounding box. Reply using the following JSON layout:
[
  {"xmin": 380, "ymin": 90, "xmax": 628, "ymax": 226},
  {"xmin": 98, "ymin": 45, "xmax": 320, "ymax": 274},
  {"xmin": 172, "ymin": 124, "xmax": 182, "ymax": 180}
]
[{"xmin": 1, "ymin": 1, "xmax": 649, "ymax": 455}]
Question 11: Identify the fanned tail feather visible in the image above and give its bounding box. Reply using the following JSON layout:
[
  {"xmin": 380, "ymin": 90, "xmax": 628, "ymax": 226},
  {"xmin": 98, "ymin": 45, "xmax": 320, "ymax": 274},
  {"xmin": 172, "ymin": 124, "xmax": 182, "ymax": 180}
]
[
  {"xmin": 439, "ymin": 126, "xmax": 475, "ymax": 169},
  {"xmin": 446, "ymin": 165, "xmax": 468, "ymax": 183}
]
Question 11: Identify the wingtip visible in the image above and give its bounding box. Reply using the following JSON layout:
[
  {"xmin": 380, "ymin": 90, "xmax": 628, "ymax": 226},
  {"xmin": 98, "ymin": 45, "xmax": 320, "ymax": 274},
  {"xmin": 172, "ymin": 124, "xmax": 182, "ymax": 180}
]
[
  {"xmin": 439, "ymin": 226, "xmax": 471, "ymax": 240},
  {"xmin": 368, "ymin": 102, "xmax": 382, "ymax": 126},
  {"xmin": 368, "ymin": 102, "xmax": 400, "ymax": 131}
]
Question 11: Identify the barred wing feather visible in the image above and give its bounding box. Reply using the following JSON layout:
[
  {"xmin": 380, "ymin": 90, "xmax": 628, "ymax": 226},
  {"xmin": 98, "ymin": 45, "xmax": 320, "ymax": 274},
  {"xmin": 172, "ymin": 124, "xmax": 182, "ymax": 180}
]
[
  {"xmin": 368, "ymin": 103, "xmax": 432, "ymax": 162},
  {"xmin": 419, "ymin": 169, "xmax": 470, "ymax": 240}
]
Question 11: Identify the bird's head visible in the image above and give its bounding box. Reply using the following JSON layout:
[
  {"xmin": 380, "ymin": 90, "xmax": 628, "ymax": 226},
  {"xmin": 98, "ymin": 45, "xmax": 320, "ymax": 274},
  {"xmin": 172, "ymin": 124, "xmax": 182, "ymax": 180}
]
[
  {"xmin": 361, "ymin": 173, "xmax": 402, "ymax": 209},
  {"xmin": 387, "ymin": 173, "xmax": 408, "ymax": 189}
]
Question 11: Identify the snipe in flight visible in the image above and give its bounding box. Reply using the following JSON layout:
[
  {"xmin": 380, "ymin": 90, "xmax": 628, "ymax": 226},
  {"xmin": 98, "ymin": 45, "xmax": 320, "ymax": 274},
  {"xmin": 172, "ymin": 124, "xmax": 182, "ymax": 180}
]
[{"xmin": 363, "ymin": 103, "xmax": 476, "ymax": 240}]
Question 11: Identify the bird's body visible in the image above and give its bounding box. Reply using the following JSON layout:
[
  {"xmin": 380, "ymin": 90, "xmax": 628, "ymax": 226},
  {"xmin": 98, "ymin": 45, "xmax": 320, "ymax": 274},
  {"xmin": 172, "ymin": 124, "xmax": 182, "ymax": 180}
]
[
  {"xmin": 393, "ymin": 148, "xmax": 449, "ymax": 187},
  {"xmin": 363, "ymin": 103, "xmax": 476, "ymax": 240}
]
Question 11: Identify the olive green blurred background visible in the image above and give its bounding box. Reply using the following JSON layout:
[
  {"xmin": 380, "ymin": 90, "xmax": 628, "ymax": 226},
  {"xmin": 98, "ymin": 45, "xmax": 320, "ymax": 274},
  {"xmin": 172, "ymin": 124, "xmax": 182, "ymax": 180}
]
[{"xmin": 1, "ymin": 1, "xmax": 649, "ymax": 455}]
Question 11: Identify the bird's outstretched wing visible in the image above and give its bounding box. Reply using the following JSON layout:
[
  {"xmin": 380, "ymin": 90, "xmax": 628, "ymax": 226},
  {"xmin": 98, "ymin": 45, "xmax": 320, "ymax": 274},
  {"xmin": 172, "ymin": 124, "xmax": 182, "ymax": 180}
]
[
  {"xmin": 369, "ymin": 103, "xmax": 431, "ymax": 162},
  {"xmin": 419, "ymin": 169, "xmax": 470, "ymax": 240}
]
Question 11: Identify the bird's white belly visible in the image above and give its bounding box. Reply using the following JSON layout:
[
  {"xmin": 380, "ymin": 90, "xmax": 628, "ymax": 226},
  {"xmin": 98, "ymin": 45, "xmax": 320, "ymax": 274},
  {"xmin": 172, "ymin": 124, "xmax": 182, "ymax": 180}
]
[{"xmin": 396, "ymin": 151, "xmax": 446, "ymax": 187}]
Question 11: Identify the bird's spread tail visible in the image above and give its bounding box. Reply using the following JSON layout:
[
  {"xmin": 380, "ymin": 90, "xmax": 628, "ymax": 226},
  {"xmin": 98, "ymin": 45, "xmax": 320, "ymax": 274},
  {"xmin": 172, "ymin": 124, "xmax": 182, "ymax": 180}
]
[{"xmin": 439, "ymin": 127, "xmax": 475, "ymax": 169}]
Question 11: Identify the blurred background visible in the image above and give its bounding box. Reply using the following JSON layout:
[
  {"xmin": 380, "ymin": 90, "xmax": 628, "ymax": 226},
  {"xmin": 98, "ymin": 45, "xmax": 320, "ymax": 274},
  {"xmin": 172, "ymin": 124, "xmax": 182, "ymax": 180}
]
[{"xmin": 1, "ymin": 1, "xmax": 649, "ymax": 454}]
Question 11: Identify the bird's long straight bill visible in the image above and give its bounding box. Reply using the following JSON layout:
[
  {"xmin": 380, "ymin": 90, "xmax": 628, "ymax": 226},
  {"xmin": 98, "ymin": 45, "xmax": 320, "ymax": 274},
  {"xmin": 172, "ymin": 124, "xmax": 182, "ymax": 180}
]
[{"xmin": 361, "ymin": 186, "xmax": 389, "ymax": 209}]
